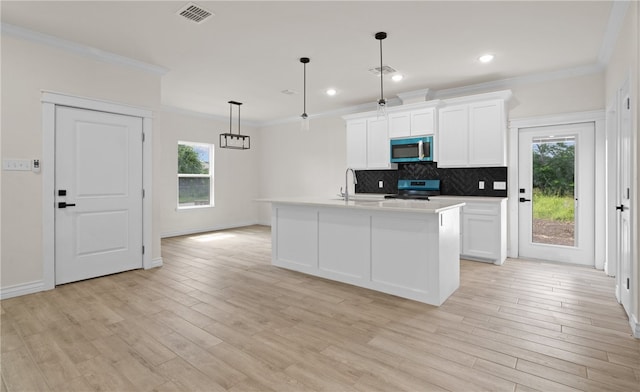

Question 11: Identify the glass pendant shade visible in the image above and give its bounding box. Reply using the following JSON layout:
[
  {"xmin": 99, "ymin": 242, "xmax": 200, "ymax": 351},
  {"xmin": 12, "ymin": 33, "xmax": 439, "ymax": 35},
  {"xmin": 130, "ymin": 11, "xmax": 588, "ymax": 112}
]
[{"xmin": 301, "ymin": 113, "xmax": 310, "ymax": 131}]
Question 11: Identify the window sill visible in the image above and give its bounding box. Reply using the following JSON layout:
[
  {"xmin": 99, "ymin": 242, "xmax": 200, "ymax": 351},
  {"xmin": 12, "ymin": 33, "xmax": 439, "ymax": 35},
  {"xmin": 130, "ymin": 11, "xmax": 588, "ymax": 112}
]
[{"xmin": 176, "ymin": 204, "xmax": 215, "ymax": 212}]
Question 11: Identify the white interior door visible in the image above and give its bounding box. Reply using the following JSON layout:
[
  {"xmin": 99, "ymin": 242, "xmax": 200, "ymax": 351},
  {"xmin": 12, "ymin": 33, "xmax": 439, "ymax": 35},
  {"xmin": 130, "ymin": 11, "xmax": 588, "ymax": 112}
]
[
  {"xmin": 55, "ymin": 106, "xmax": 143, "ymax": 284},
  {"xmin": 518, "ymin": 123, "xmax": 595, "ymax": 265},
  {"xmin": 617, "ymin": 87, "xmax": 632, "ymax": 314}
]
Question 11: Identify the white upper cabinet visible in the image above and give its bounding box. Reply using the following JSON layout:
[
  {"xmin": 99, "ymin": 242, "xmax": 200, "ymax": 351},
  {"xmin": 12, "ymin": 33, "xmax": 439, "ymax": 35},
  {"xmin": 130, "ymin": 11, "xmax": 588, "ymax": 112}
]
[
  {"xmin": 437, "ymin": 91, "xmax": 511, "ymax": 168},
  {"xmin": 388, "ymin": 112, "xmax": 411, "ymax": 139},
  {"xmin": 410, "ymin": 108, "xmax": 436, "ymax": 136},
  {"xmin": 366, "ymin": 117, "xmax": 391, "ymax": 168},
  {"xmin": 388, "ymin": 103, "xmax": 438, "ymax": 138},
  {"xmin": 345, "ymin": 115, "xmax": 395, "ymax": 170},
  {"xmin": 346, "ymin": 119, "xmax": 367, "ymax": 168},
  {"xmin": 438, "ymin": 105, "xmax": 469, "ymax": 167}
]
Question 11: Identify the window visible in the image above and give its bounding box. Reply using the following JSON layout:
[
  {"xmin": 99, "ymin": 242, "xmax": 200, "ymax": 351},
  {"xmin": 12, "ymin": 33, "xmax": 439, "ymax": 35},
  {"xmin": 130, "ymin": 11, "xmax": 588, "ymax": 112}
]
[{"xmin": 177, "ymin": 141, "xmax": 213, "ymax": 209}]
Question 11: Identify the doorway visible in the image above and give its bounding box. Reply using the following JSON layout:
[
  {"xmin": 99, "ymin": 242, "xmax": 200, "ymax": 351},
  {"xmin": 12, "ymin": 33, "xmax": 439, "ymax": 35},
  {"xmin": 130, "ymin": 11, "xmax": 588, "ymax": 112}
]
[{"xmin": 518, "ymin": 123, "xmax": 595, "ymax": 265}]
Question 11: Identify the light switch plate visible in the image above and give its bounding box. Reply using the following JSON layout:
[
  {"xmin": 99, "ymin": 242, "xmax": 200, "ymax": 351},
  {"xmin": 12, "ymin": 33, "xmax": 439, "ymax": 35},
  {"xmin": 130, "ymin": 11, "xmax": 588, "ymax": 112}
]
[
  {"xmin": 493, "ymin": 181, "xmax": 507, "ymax": 190},
  {"xmin": 3, "ymin": 159, "xmax": 31, "ymax": 171},
  {"xmin": 478, "ymin": 181, "xmax": 485, "ymax": 190},
  {"xmin": 378, "ymin": 180, "xmax": 384, "ymax": 188}
]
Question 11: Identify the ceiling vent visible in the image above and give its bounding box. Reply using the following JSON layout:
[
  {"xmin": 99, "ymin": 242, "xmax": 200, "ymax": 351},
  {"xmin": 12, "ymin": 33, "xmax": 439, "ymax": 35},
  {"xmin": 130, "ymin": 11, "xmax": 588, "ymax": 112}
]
[
  {"xmin": 177, "ymin": 2, "xmax": 213, "ymax": 24},
  {"xmin": 369, "ymin": 65, "xmax": 397, "ymax": 76}
]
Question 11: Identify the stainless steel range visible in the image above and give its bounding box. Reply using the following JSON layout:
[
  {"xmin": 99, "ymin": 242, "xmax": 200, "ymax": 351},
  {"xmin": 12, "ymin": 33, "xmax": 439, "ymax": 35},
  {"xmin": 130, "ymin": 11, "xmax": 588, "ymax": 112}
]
[{"xmin": 385, "ymin": 179, "xmax": 440, "ymax": 200}]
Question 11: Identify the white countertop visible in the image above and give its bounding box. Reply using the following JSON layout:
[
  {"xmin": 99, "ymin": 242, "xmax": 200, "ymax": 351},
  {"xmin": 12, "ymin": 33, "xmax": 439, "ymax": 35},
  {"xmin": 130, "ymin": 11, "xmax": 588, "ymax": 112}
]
[
  {"xmin": 431, "ymin": 195, "xmax": 507, "ymax": 203},
  {"xmin": 258, "ymin": 197, "xmax": 465, "ymax": 214}
]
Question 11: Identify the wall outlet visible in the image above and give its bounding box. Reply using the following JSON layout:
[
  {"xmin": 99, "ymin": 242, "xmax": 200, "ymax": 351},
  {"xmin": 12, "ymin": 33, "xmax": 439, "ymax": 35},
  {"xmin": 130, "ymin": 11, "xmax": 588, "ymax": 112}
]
[
  {"xmin": 493, "ymin": 181, "xmax": 507, "ymax": 190},
  {"xmin": 3, "ymin": 159, "xmax": 31, "ymax": 171},
  {"xmin": 378, "ymin": 180, "xmax": 384, "ymax": 188},
  {"xmin": 478, "ymin": 181, "xmax": 485, "ymax": 190}
]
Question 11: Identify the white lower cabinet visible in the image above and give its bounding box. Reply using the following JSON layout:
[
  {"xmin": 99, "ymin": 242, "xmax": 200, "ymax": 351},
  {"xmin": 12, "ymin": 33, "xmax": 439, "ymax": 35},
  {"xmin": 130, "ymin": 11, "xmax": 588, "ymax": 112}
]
[
  {"xmin": 433, "ymin": 197, "xmax": 507, "ymax": 264},
  {"xmin": 271, "ymin": 202, "xmax": 461, "ymax": 306}
]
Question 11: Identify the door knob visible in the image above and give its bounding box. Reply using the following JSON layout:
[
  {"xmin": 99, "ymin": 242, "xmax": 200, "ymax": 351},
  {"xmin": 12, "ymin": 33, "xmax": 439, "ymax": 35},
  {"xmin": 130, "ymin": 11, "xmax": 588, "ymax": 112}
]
[
  {"xmin": 58, "ymin": 202, "xmax": 76, "ymax": 208},
  {"xmin": 519, "ymin": 197, "xmax": 531, "ymax": 203},
  {"xmin": 616, "ymin": 204, "xmax": 626, "ymax": 211}
]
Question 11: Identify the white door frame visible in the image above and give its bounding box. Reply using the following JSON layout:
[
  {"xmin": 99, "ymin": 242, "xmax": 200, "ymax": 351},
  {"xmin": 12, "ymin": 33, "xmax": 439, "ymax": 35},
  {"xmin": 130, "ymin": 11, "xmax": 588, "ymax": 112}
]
[
  {"xmin": 508, "ymin": 110, "xmax": 606, "ymax": 268},
  {"xmin": 41, "ymin": 91, "xmax": 156, "ymax": 291}
]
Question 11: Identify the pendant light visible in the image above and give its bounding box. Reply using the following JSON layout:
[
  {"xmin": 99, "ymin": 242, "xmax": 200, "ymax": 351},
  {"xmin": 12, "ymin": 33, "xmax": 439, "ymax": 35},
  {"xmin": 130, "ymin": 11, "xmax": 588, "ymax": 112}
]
[
  {"xmin": 219, "ymin": 101, "xmax": 250, "ymax": 150},
  {"xmin": 375, "ymin": 31, "xmax": 387, "ymax": 119},
  {"xmin": 300, "ymin": 57, "xmax": 310, "ymax": 131}
]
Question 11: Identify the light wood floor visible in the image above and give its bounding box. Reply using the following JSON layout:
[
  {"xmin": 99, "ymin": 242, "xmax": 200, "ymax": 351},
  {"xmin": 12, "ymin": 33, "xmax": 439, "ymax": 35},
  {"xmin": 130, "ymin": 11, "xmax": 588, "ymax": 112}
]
[{"xmin": 2, "ymin": 225, "xmax": 639, "ymax": 391}]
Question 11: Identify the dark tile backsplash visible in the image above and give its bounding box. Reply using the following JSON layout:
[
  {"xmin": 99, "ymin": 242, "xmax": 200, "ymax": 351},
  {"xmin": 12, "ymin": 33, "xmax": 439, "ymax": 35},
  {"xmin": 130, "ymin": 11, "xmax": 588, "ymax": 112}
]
[
  {"xmin": 354, "ymin": 170, "xmax": 398, "ymax": 194},
  {"xmin": 355, "ymin": 162, "xmax": 508, "ymax": 197}
]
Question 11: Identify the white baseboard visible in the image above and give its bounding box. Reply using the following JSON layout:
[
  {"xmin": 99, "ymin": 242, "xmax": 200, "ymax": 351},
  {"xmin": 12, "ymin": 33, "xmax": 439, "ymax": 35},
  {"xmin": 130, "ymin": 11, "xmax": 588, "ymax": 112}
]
[
  {"xmin": 145, "ymin": 257, "xmax": 163, "ymax": 269},
  {"xmin": 0, "ymin": 280, "xmax": 46, "ymax": 300},
  {"xmin": 160, "ymin": 221, "xmax": 264, "ymax": 238},
  {"xmin": 631, "ymin": 314, "xmax": 640, "ymax": 339}
]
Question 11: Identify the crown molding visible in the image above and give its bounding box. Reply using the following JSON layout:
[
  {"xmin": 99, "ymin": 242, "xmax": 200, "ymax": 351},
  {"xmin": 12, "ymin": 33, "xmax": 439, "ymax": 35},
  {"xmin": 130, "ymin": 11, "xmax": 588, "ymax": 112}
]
[
  {"xmin": 432, "ymin": 63, "xmax": 604, "ymax": 100},
  {"xmin": 1, "ymin": 23, "xmax": 169, "ymax": 76},
  {"xmin": 597, "ymin": 0, "xmax": 631, "ymax": 66}
]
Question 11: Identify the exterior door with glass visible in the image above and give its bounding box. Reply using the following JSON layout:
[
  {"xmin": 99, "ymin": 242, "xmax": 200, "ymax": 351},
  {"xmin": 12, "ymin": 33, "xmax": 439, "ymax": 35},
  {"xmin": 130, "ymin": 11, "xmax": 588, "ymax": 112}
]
[{"xmin": 518, "ymin": 123, "xmax": 595, "ymax": 265}]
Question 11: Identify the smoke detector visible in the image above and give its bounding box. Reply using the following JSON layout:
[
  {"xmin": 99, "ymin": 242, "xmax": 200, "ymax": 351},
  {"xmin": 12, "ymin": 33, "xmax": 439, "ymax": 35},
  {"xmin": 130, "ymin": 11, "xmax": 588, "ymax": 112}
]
[
  {"xmin": 369, "ymin": 65, "xmax": 397, "ymax": 76},
  {"xmin": 177, "ymin": 2, "xmax": 214, "ymax": 24}
]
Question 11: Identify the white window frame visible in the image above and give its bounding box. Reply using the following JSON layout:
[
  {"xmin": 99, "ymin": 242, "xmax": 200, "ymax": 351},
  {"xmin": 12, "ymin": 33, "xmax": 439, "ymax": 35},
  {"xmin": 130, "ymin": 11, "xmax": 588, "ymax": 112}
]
[{"xmin": 177, "ymin": 141, "xmax": 214, "ymax": 210}]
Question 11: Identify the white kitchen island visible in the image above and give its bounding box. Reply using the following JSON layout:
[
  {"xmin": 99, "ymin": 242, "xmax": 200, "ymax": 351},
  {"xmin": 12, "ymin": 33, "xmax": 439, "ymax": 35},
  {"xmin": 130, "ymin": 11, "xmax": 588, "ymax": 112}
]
[{"xmin": 264, "ymin": 198, "xmax": 464, "ymax": 306}]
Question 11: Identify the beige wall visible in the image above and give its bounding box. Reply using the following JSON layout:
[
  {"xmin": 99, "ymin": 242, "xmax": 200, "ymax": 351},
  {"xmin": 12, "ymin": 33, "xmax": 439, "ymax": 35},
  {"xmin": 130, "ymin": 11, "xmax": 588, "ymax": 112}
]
[
  {"xmin": 156, "ymin": 110, "xmax": 259, "ymax": 237},
  {"xmin": 1, "ymin": 35, "xmax": 161, "ymax": 289},
  {"xmin": 604, "ymin": 1, "xmax": 639, "ymax": 329},
  {"xmin": 256, "ymin": 116, "xmax": 347, "ymax": 224}
]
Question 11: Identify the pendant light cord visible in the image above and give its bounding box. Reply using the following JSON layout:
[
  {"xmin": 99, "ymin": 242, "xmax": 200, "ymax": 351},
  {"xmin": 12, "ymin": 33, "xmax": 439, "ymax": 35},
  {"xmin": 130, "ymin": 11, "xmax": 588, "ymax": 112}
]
[
  {"xmin": 379, "ymin": 38, "xmax": 384, "ymax": 103},
  {"xmin": 303, "ymin": 62, "xmax": 307, "ymax": 115}
]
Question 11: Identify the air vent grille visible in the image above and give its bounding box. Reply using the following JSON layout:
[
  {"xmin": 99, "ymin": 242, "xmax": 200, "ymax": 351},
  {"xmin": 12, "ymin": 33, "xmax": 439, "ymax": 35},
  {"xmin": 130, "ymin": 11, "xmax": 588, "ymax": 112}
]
[
  {"xmin": 369, "ymin": 65, "xmax": 397, "ymax": 76},
  {"xmin": 178, "ymin": 2, "xmax": 213, "ymax": 24}
]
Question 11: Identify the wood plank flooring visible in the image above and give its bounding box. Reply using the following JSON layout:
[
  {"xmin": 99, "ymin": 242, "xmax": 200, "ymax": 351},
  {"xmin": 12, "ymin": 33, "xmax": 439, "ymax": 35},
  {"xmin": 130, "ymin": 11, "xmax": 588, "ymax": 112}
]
[{"xmin": 2, "ymin": 225, "xmax": 639, "ymax": 391}]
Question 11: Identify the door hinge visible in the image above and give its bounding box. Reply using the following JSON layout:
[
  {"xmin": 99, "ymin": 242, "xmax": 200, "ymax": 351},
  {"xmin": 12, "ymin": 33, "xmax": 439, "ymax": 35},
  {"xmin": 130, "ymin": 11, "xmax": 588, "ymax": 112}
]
[
  {"xmin": 627, "ymin": 188, "xmax": 630, "ymax": 200},
  {"xmin": 142, "ymin": 189, "xmax": 145, "ymax": 198},
  {"xmin": 627, "ymin": 98, "xmax": 630, "ymax": 110},
  {"xmin": 142, "ymin": 245, "xmax": 145, "ymax": 255},
  {"xmin": 627, "ymin": 278, "xmax": 630, "ymax": 290},
  {"xmin": 142, "ymin": 132, "xmax": 145, "ymax": 142}
]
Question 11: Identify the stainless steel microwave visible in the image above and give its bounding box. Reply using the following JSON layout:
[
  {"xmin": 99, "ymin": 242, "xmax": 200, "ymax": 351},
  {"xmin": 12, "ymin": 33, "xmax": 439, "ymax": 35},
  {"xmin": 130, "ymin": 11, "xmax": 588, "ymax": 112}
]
[{"xmin": 390, "ymin": 136, "xmax": 433, "ymax": 163}]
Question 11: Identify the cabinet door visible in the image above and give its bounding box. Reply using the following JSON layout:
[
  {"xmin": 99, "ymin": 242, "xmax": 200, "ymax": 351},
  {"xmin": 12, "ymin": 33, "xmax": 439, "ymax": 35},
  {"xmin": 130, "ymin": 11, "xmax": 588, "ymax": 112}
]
[
  {"xmin": 346, "ymin": 120, "xmax": 367, "ymax": 169},
  {"xmin": 438, "ymin": 105, "xmax": 468, "ymax": 167},
  {"xmin": 410, "ymin": 108, "xmax": 436, "ymax": 136},
  {"xmin": 468, "ymin": 100, "xmax": 506, "ymax": 166},
  {"xmin": 461, "ymin": 212, "xmax": 499, "ymax": 261},
  {"xmin": 366, "ymin": 118, "xmax": 390, "ymax": 168},
  {"xmin": 388, "ymin": 112, "xmax": 410, "ymax": 139}
]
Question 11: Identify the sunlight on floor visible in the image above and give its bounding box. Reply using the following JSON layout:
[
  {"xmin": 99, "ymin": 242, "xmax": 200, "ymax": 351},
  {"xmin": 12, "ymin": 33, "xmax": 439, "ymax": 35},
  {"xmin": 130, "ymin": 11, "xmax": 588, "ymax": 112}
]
[{"xmin": 190, "ymin": 233, "xmax": 236, "ymax": 242}]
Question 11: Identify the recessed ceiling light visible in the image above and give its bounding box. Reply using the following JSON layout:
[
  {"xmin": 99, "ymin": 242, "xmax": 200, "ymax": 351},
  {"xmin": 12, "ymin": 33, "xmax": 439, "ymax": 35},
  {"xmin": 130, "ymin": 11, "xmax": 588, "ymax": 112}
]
[
  {"xmin": 478, "ymin": 54, "xmax": 495, "ymax": 63},
  {"xmin": 392, "ymin": 74, "xmax": 404, "ymax": 82},
  {"xmin": 281, "ymin": 89, "xmax": 298, "ymax": 95},
  {"xmin": 326, "ymin": 88, "xmax": 337, "ymax": 96}
]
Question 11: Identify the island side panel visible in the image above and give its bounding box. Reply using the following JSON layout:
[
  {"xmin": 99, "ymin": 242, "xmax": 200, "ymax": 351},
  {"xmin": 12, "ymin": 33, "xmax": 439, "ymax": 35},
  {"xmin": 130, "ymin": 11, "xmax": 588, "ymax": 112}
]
[
  {"xmin": 272, "ymin": 204, "xmax": 318, "ymax": 273},
  {"xmin": 370, "ymin": 212, "xmax": 440, "ymax": 304},
  {"xmin": 438, "ymin": 208, "xmax": 461, "ymax": 304},
  {"xmin": 318, "ymin": 209, "xmax": 371, "ymax": 285}
]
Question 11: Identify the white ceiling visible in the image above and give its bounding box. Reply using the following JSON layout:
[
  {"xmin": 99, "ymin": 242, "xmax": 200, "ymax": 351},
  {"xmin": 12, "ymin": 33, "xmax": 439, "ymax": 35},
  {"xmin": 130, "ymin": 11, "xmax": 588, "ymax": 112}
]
[{"xmin": 1, "ymin": 1, "xmax": 614, "ymax": 123}]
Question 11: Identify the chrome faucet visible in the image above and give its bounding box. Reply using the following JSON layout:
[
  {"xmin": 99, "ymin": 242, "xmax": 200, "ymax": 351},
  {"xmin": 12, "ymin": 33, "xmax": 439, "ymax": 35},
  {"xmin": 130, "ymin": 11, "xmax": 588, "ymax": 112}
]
[{"xmin": 344, "ymin": 168, "xmax": 357, "ymax": 201}]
